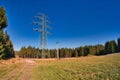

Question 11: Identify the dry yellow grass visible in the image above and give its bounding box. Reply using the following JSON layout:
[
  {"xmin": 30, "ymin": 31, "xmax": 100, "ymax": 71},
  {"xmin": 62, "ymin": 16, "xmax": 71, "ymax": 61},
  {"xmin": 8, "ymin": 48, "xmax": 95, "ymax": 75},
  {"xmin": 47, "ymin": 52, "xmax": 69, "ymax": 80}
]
[
  {"xmin": 32, "ymin": 54, "xmax": 120, "ymax": 80},
  {"xmin": 0, "ymin": 54, "xmax": 120, "ymax": 80}
]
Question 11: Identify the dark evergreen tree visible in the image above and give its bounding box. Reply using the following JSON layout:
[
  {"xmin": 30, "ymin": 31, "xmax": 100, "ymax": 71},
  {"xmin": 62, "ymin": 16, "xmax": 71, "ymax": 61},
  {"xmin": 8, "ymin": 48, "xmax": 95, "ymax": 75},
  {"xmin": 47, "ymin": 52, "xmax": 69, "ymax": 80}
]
[
  {"xmin": 69, "ymin": 48, "xmax": 72, "ymax": 57},
  {"xmin": 0, "ymin": 42, "xmax": 6, "ymax": 59},
  {"xmin": 105, "ymin": 40, "xmax": 117, "ymax": 54},
  {"xmin": 50, "ymin": 49, "xmax": 56, "ymax": 58},
  {"xmin": 84, "ymin": 46, "xmax": 89, "ymax": 56},
  {"xmin": 79, "ymin": 47, "xmax": 84, "ymax": 56},
  {"xmin": 4, "ymin": 31, "xmax": 15, "ymax": 57},
  {"xmin": 118, "ymin": 38, "xmax": 120, "ymax": 52},
  {"xmin": 59, "ymin": 48, "xmax": 65, "ymax": 58},
  {"xmin": 74, "ymin": 48, "xmax": 78, "ymax": 57},
  {"xmin": 89, "ymin": 46, "xmax": 96, "ymax": 55},
  {"xmin": 105, "ymin": 41, "xmax": 111, "ymax": 54},
  {"xmin": 0, "ymin": 7, "xmax": 15, "ymax": 59},
  {"xmin": 95, "ymin": 44, "xmax": 105, "ymax": 55},
  {"xmin": 71, "ymin": 48, "xmax": 75, "ymax": 57},
  {"xmin": 0, "ymin": 7, "xmax": 7, "ymax": 29},
  {"xmin": 110, "ymin": 40, "xmax": 117, "ymax": 53},
  {"xmin": 64, "ymin": 48, "xmax": 70, "ymax": 57}
]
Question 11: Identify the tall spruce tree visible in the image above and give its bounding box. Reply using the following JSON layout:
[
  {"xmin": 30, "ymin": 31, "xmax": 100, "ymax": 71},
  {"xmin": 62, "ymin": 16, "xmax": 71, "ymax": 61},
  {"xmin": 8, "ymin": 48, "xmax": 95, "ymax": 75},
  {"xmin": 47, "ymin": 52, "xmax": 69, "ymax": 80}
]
[
  {"xmin": 105, "ymin": 40, "xmax": 117, "ymax": 54},
  {"xmin": 105, "ymin": 41, "xmax": 111, "ymax": 54},
  {"xmin": 0, "ymin": 7, "xmax": 15, "ymax": 59},
  {"xmin": 110, "ymin": 40, "xmax": 117, "ymax": 53},
  {"xmin": 74, "ymin": 48, "xmax": 78, "ymax": 57},
  {"xmin": 84, "ymin": 46, "xmax": 89, "ymax": 56}
]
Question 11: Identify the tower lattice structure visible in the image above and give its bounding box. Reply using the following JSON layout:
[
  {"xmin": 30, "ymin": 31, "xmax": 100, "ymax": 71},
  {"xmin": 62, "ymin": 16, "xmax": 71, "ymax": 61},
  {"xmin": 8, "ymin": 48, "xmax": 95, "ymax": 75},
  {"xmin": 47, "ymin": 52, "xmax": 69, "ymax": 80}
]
[{"xmin": 33, "ymin": 13, "xmax": 51, "ymax": 58}]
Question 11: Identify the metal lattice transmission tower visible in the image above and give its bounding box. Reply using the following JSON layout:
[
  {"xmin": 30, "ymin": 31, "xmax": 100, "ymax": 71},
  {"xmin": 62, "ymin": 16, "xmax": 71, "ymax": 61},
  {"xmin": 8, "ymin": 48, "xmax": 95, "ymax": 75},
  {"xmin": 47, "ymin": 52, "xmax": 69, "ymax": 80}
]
[{"xmin": 33, "ymin": 13, "xmax": 51, "ymax": 58}]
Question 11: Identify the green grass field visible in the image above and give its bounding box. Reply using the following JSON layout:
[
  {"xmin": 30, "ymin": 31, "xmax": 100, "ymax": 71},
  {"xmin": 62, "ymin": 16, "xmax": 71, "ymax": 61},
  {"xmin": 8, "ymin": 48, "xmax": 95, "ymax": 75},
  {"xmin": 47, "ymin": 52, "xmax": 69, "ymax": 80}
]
[
  {"xmin": 0, "ymin": 54, "xmax": 120, "ymax": 80},
  {"xmin": 32, "ymin": 54, "xmax": 120, "ymax": 80}
]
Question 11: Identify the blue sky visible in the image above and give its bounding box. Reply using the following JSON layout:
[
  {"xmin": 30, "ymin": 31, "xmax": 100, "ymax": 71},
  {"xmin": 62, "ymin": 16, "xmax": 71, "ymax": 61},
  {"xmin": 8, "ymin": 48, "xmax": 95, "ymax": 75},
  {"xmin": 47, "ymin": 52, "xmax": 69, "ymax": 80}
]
[{"xmin": 0, "ymin": 0, "xmax": 120, "ymax": 50}]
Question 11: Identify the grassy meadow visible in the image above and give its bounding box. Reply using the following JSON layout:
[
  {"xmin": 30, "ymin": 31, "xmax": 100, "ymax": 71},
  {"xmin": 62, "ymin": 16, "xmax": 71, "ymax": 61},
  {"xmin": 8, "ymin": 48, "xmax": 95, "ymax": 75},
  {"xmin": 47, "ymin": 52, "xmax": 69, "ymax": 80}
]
[
  {"xmin": 32, "ymin": 54, "xmax": 120, "ymax": 80},
  {"xmin": 0, "ymin": 54, "xmax": 119, "ymax": 80}
]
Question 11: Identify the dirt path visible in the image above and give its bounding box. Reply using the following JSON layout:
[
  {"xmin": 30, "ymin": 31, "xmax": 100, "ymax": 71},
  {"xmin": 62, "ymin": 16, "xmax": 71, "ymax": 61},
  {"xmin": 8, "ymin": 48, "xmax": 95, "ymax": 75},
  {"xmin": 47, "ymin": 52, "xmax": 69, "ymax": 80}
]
[
  {"xmin": 18, "ymin": 59, "xmax": 36, "ymax": 80},
  {"xmin": 1, "ymin": 59, "xmax": 36, "ymax": 80}
]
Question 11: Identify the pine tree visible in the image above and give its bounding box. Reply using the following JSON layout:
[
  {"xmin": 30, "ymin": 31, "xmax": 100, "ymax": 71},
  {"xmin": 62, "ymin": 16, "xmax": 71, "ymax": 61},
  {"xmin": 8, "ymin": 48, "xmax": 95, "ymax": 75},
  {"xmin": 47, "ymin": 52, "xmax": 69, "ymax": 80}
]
[
  {"xmin": 95, "ymin": 44, "xmax": 104, "ymax": 55},
  {"xmin": 4, "ymin": 31, "xmax": 15, "ymax": 57},
  {"xmin": 84, "ymin": 46, "xmax": 89, "ymax": 56},
  {"xmin": 0, "ymin": 42, "xmax": 6, "ymax": 59},
  {"xmin": 118, "ymin": 38, "xmax": 120, "ymax": 52},
  {"xmin": 0, "ymin": 7, "xmax": 15, "ymax": 59},
  {"xmin": 79, "ymin": 47, "xmax": 84, "ymax": 56},
  {"xmin": 105, "ymin": 40, "xmax": 117, "ymax": 54},
  {"xmin": 89, "ymin": 46, "xmax": 96, "ymax": 55},
  {"xmin": 64, "ymin": 48, "xmax": 69, "ymax": 57},
  {"xmin": 105, "ymin": 41, "xmax": 111, "ymax": 54},
  {"xmin": 110, "ymin": 40, "xmax": 117, "ymax": 53},
  {"xmin": 0, "ymin": 7, "xmax": 7, "ymax": 59},
  {"xmin": 0, "ymin": 7, "xmax": 7, "ymax": 29},
  {"xmin": 74, "ymin": 48, "xmax": 78, "ymax": 57}
]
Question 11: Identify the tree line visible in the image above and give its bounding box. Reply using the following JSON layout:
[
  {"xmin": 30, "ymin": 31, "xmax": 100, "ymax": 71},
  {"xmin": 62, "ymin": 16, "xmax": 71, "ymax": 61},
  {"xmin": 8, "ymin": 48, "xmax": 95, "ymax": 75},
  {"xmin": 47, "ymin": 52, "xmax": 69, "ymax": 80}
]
[
  {"xmin": 0, "ymin": 7, "xmax": 15, "ymax": 59},
  {"xmin": 18, "ymin": 38, "xmax": 120, "ymax": 58}
]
